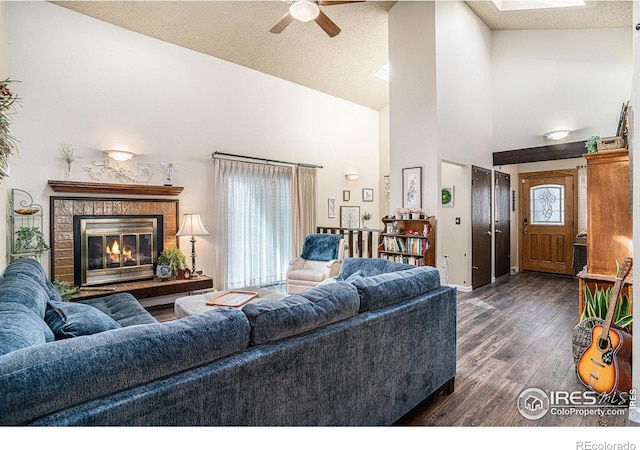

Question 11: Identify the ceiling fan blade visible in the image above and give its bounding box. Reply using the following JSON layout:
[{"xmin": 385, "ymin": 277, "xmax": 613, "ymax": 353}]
[
  {"xmin": 318, "ymin": 1, "xmax": 365, "ymax": 6},
  {"xmin": 269, "ymin": 12, "xmax": 295, "ymax": 34},
  {"xmin": 314, "ymin": 10, "xmax": 341, "ymax": 37}
]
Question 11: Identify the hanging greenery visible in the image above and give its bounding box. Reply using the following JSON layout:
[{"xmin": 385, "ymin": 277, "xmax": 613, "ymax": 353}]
[{"xmin": 0, "ymin": 78, "xmax": 22, "ymax": 170}]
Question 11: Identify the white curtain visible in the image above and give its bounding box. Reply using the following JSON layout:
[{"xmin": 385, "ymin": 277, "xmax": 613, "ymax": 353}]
[
  {"xmin": 213, "ymin": 159, "xmax": 292, "ymax": 289},
  {"xmin": 291, "ymin": 166, "xmax": 317, "ymax": 257},
  {"xmin": 578, "ymin": 165, "xmax": 587, "ymax": 235}
]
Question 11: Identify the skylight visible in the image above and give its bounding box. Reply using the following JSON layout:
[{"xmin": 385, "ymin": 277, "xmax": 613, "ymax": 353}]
[
  {"xmin": 491, "ymin": 0, "xmax": 585, "ymax": 11},
  {"xmin": 375, "ymin": 62, "xmax": 389, "ymax": 82}
]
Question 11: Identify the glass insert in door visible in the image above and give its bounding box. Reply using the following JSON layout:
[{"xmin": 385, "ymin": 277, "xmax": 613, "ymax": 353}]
[{"xmin": 530, "ymin": 184, "xmax": 565, "ymax": 225}]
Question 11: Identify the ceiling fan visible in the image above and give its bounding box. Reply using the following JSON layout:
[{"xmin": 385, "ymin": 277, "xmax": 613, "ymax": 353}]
[{"xmin": 269, "ymin": 1, "xmax": 365, "ymax": 38}]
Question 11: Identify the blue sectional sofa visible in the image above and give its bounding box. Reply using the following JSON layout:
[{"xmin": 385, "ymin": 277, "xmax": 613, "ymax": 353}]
[{"xmin": 0, "ymin": 257, "xmax": 457, "ymax": 426}]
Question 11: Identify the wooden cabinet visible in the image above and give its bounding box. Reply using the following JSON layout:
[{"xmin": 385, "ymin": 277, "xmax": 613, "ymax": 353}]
[
  {"xmin": 378, "ymin": 216, "xmax": 436, "ymax": 267},
  {"xmin": 577, "ymin": 150, "xmax": 632, "ymax": 318}
]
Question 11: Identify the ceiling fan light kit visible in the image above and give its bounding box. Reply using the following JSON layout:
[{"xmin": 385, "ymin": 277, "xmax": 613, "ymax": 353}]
[
  {"xmin": 270, "ymin": 0, "xmax": 365, "ymax": 38},
  {"xmin": 290, "ymin": 1, "xmax": 320, "ymax": 22}
]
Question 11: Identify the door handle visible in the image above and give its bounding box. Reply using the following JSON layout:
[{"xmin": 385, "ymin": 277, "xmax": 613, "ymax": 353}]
[
  {"xmin": 472, "ymin": 266, "xmax": 479, "ymax": 270},
  {"xmin": 495, "ymin": 229, "xmax": 503, "ymax": 234},
  {"xmin": 486, "ymin": 230, "xmax": 492, "ymax": 236}
]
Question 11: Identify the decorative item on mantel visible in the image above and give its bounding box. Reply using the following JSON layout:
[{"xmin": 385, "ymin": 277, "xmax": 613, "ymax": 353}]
[
  {"xmin": 85, "ymin": 149, "xmax": 153, "ymax": 184},
  {"xmin": 160, "ymin": 161, "xmax": 179, "ymax": 186},
  {"xmin": 0, "ymin": 78, "xmax": 22, "ymax": 178},
  {"xmin": 58, "ymin": 142, "xmax": 81, "ymax": 180}
]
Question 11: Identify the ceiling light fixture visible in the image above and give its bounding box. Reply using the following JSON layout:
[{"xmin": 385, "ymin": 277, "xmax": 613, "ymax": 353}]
[
  {"xmin": 544, "ymin": 130, "xmax": 572, "ymax": 140},
  {"xmin": 290, "ymin": 1, "xmax": 320, "ymax": 22},
  {"xmin": 103, "ymin": 149, "xmax": 136, "ymax": 161}
]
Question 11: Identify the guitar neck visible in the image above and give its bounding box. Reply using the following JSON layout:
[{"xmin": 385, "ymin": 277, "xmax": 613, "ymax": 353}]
[{"xmin": 601, "ymin": 258, "xmax": 632, "ymax": 336}]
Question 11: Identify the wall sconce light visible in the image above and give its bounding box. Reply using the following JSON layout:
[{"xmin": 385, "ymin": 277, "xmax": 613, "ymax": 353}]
[
  {"xmin": 345, "ymin": 172, "xmax": 359, "ymax": 181},
  {"xmin": 103, "ymin": 149, "xmax": 136, "ymax": 161},
  {"xmin": 544, "ymin": 130, "xmax": 572, "ymax": 141}
]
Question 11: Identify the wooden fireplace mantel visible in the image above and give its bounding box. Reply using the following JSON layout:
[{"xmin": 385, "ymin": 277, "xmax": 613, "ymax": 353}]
[{"xmin": 48, "ymin": 180, "xmax": 184, "ymax": 196}]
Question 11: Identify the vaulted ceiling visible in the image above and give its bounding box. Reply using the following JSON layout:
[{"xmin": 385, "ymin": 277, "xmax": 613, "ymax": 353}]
[{"xmin": 52, "ymin": 1, "xmax": 633, "ymax": 111}]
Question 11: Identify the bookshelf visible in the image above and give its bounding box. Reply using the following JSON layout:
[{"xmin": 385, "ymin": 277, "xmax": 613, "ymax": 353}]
[{"xmin": 378, "ymin": 216, "xmax": 436, "ymax": 267}]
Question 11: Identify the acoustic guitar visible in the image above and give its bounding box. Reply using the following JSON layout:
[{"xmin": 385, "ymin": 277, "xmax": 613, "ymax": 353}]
[{"xmin": 577, "ymin": 257, "xmax": 633, "ymax": 397}]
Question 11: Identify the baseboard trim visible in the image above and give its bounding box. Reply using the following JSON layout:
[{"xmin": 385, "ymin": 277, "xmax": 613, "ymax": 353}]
[{"xmin": 448, "ymin": 284, "xmax": 472, "ymax": 293}]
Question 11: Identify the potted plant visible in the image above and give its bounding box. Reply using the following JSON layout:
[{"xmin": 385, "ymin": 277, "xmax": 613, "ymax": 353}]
[
  {"xmin": 53, "ymin": 278, "xmax": 79, "ymax": 302},
  {"xmin": 157, "ymin": 247, "xmax": 187, "ymax": 279},
  {"xmin": 585, "ymin": 135, "xmax": 600, "ymax": 154},
  {"xmin": 14, "ymin": 226, "xmax": 49, "ymax": 255},
  {"xmin": 361, "ymin": 212, "xmax": 372, "ymax": 228}
]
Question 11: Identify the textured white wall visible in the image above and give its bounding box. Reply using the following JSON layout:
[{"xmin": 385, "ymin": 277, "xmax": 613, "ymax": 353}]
[
  {"xmin": 492, "ymin": 28, "xmax": 632, "ymax": 151},
  {"xmin": 8, "ymin": 2, "xmax": 379, "ymax": 278}
]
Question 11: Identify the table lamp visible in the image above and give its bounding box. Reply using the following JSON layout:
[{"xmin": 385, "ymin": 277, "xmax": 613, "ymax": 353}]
[{"xmin": 176, "ymin": 213, "xmax": 209, "ymax": 278}]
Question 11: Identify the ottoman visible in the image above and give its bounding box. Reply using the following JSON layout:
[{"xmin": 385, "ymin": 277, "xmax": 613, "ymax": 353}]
[{"xmin": 174, "ymin": 287, "xmax": 285, "ymax": 318}]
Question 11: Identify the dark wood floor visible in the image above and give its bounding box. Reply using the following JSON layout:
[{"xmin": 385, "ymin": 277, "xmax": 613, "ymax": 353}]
[
  {"xmin": 147, "ymin": 273, "xmax": 637, "ymax": 427},
  {"xmin": 397, "ymin": 272, "xmax": 637, "ymax": 427}
]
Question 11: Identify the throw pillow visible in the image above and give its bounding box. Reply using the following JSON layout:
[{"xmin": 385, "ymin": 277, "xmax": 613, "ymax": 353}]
[{"xmin": 45, "ymin": 302, "xmax": 122, "ymax": 339}]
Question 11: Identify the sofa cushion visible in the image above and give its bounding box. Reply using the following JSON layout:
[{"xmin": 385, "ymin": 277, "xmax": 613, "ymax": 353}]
[
  {"xmin": 79, "ymin": 293, "xmax": 158, "ymax": 327},
  {"xmin": 349, "ymin": 266, "xmax": 441, "ymax": 312},
  {"xmin": 242, "ymin": 281, "xmax": 360, "ymax": 346},
  {"xmin": 45, "ymin": 302, "xmax": 122, "ymax": 339},
  {"xmin": 0, "ymin": 307, "xmax": 252, "ymax": 425},
  {"xmin": 0, "ymin": 274, "xmax": 55, "ymax": 356},
  {"xmin": 337, "ymin": 257, "xmax": 415, "ymax": 280}
]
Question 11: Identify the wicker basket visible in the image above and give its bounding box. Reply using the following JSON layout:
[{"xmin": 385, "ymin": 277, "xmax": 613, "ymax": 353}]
[
  {"xmin": 596, "ymin": 136, "xmax": 625, "ymax": 151},
  {"xmin": 572, "ymin": 317, "xmax": 604, "ymax": 366}
]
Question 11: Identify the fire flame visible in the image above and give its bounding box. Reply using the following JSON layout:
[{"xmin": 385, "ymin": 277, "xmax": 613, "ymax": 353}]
[{"xmin": 106, "ymin": 240, "xmax": 133, "ymax": 263}]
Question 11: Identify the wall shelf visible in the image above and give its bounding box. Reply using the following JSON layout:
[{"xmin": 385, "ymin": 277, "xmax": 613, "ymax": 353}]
[{"xmin": 48, "ymin": 180, "xmax": 183, "ymax": 197}]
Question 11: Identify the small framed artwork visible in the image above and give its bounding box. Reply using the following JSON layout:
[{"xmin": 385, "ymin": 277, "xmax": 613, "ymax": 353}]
[
  {"xmin": 362, "ymin": 188, "xmax": 374, "ymax": 202},
  {"xmin": 340, "ymin": 206, "xmax": 360, "ymax": 229},
  {"xmin": 328, "ymin": 197, "xmax": 336, "ymax": 218},
  {"xmin": 442, "ymin": 185, "xmax": 454, "ymax": 207},
  {"xmin": 402, "ymin": 167, "xmax": 422, "ymax": 209},
  {"xmin": 343, "ymin": 190, "xmax": 351, "ymax": 202}
]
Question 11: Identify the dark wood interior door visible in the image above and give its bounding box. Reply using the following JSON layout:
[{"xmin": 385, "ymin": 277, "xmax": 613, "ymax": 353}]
[
  {"xmin": 472, "ymin": 166, "xmax": 492, "ymax": 289},
  {"xmin": 519, "ymin": 170, "xmax": 577, "ymax": 275},
  {"xmin": 494, "ymin": 171, "xmax": 511, "ymax": 278}
]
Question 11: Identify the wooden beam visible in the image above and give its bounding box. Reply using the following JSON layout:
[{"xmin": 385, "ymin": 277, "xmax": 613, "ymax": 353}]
[{"xmin": 493, "ymin": 141, "xmax": 586, "ymax": 166}]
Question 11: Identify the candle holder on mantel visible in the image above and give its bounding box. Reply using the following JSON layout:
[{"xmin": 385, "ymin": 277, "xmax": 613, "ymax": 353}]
[{"xmin": 176, "ymin": 213, "xmax": 209, "ymax": 278}]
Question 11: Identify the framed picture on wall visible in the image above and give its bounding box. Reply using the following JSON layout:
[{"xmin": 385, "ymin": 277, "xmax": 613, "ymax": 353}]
[
  {"xmin": 340, "ymin": 206, "xmax": 360, "ymax": 229},
  {"xmin": 442, "ymin": 185, "xmax": 454, "ymax": 207},
  {"xmin": 402, "ymin": 167, "xmax": 422, "ymax": 209},
  {"xmin": 328, "ymin": 197, "xmax": 336, "ymax": 218},
  {"xmin": 362, "ymin": 188, "xmax": 374, "ymax": 202},
  {"xmin": 343, "ymin": 190, "xmax": 350, "ymax": 202}
]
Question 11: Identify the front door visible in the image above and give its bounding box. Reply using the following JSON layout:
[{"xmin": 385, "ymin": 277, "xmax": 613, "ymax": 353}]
[
  {"xmin": 472, "ymin": 166, "xmax": 492, "ymax": 288},
  {"xmin": 494, "ymin": 171, "xmax": 511, "ymax": 278},
  {"xmin": 519, "ymin": 170, "xmax": 577, "ymax": 275}
]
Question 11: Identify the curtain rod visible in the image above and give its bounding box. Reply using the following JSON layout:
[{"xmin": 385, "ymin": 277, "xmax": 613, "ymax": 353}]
[{"xmin": 212, "ymin": 151, "xmax": 322, "ymax": 169}]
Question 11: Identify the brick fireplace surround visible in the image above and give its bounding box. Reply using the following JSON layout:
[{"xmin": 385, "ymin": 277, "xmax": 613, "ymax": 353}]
[{"xmin": 50, "ymin": 196, "xmax": 179, "ymax": 284}]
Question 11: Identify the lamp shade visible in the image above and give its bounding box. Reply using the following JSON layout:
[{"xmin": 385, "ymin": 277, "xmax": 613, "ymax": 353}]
[{"xmin": 176, "ymin": 214, "xmax": 209, "ymax": 237}]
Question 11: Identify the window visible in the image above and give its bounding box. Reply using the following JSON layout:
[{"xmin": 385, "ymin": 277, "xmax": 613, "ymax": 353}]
[{"xmin": 530, "ymin": 184, "xmax": 565, "ymax": 225}]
